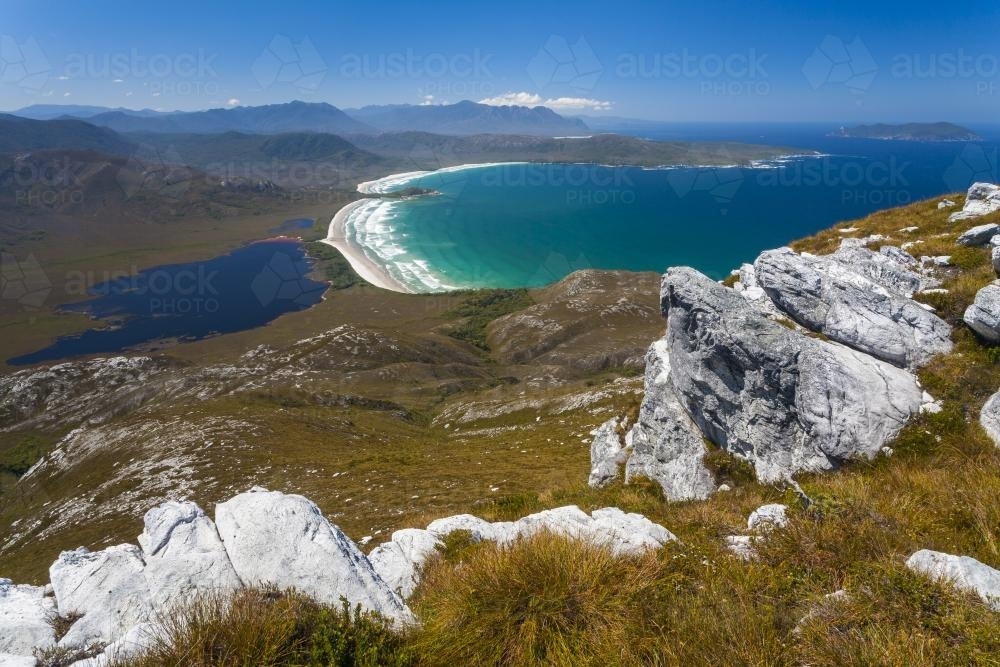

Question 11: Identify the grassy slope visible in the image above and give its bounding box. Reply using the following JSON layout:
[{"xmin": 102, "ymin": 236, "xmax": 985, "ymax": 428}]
[
  {"xmin": 402, "ymin": 193, "xmax": 1000, "ymax": 664},
  {"xmin": 7, "ymin": 192, "xmax": 1000, "ymax": 665}
]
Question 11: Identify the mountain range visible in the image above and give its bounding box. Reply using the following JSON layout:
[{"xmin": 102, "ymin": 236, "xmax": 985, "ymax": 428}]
[{"xmin": 11, "ymin": 100, "xmax": 591, "ymax": 137}]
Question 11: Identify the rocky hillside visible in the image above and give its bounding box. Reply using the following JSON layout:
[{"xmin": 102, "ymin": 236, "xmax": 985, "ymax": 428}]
[{"xmin": 3, "ymin": 185, "xmax": 1000, "ymax": 664}]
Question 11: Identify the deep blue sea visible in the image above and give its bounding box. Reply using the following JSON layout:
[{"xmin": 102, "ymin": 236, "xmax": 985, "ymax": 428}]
[
  {"xmin": 9, "ymin": 239, "xmax": 327, "ymax": 366},
  {"xmin": 345, "ymin": 122, "xmax": 1000, "ymax": 291}
]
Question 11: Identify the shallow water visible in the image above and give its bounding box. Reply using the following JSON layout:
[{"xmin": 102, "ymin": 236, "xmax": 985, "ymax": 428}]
[{"xmin": 347, "ymin": 123, "xmax": 1000, "ymax": 292}]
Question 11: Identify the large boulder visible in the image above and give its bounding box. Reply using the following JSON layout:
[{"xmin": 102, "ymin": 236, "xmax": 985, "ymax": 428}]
[
  {"xmin": 963, "ymin": 282, "xmax": 1000, "ymax": 343},
  {"xmin": 0, "ymin": 580, "xmax": 56, "ymax": 655},
  {"xmin": 368, "ymin": 529, "xmax": 441, "ymax": 600},
  {"xmin": 588, "ymin": 418, "xmax": 627, "ymax": 488},
  {"xmin": 624, "ymin": 340, "xmax": 715, "ymax": 501},
  {"xmin": 754, "ymin": 247, "xmax": 951, "ymax": 368},
  {"xmin": 979, "ymin": 389, "xmax": 1000, "ymax": 447},
  {"xmin": 49, "ymin": 545, "xmax": 152, "ymax": 648},
  {"xmin": 948, "ymin": 183, "xmax": 1000, "ymax": 222},
  {"xmin": 956, "ymin": 223, "xmax": 1000, "ymax": 246},
  {"xmin": 660, "ymin": 267, "xmax": 923, "ymax": 483},
  {"xmin": 214, "ymin": 488, "xmax": 413, "ymax": 625},
  {"xmin": 906, "ymin": 550, "xmax": 1000, "ymax": 610},
  {"xmin": 137, "ymin": 501, "xmax": 242, "ymax": 612}
]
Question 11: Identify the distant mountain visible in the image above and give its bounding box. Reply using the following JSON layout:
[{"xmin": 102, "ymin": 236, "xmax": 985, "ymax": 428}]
[
  {"xmin": 345, "ymin": 101, "xmax": 590, "ymax": 136},
  {"xmin": 82, "ymin": 101, "xmax": 376, "ymax": 136},
  {"xmin": 350, "ymin": 131, "xmax": 799, "ymax": 169},
  {"xmin": 0, "ymin": 114, "xmax": 135, "ymax": 154},
  {"xmin": 831, "ymin": 122, "xmax": 980, "ymax": 142}
]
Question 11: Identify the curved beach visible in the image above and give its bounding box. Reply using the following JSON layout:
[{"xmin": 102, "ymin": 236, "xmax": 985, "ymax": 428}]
[{"xmin": 321, "ymin": 199, "xmax": 413, "ymax": 294}]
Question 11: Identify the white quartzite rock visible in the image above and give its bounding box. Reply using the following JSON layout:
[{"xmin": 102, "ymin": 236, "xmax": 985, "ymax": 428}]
[
  {"xmin": 747, "ymin": 504, "xmax": 789, "ymax": 531},
  {"xmin": 963, "ymin": 282, "xmax": 1000, "ymax": 343},
  {"xmin": 214, "ymin": 488, "xmax": 413, "ymax": 625},
  {"xmin": 368, "ymin": 529, "xmax": 441, "ymax": 600},
  {"xmin": 0, "ymin": 579, "xmax": 56, "ymax": 655},
  {"xmin": 979, "ymin": 388, "xmax": 1000, "ymax": 447},
  {"xmin": 755, "ymin": 247, "xmax": 951, "ymax": 368},
  {"xmin": 138, "ymin": 501, "xmax": 241, "ymax": 613},
  {"xmin": 956, "ymin": 223, "xmax": 1000, "ymax": 246},
  {"xmin": 948, "ymin": 183, "xmax": 1000, "ymax": 222},
  {"xmin": 49, "ymin": 544, "xmax": 152, "ymax": 648},
  {"xmin": 622, "ymin": 340, "xmax": 716, "ymax": 501},
  {"xmin": 906, "ymin": 550, "xmax": 1000, "ymax": 610},
  {"xmin": 660, "ymin": 267, "xmax": 923, "ymax": 484},
  {"xmin": 588, "ymin": 418, "xmax": 627, "ymax": 488}
]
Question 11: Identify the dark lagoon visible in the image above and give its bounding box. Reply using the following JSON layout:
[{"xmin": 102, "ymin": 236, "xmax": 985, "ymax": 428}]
[{"xmin": 9, "ymin": 238, "xmax": 327, "ymax": 366}]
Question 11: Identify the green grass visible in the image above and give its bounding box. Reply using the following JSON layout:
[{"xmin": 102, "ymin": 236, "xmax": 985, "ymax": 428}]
[
  {"xmin": 306, "ymin": 241, "xmax": 368, "ymax": 290},
  {"xmin": 445, "ymin": 289, "xmax": 534, "ymax": 351}
]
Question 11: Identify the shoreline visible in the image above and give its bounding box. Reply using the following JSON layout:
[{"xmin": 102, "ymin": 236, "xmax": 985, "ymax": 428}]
[
  {"xmin": 320, "ymin": 199, "xmax": 413, "ymax": 294},
  {"xmin": 324, "ymin": 153, "xmax": 828, "ymax": 296}
]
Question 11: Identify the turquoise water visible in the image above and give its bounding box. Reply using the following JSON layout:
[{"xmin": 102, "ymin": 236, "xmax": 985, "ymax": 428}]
[{"xmin": 346, "ymin": 125, "xmax": 1000, "ymax": 292}]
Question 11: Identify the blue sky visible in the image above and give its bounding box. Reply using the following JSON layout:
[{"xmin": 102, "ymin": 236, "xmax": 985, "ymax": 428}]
[{"xmin": 2, "ymin": 0, "xmax": 999, "ymax": 122}]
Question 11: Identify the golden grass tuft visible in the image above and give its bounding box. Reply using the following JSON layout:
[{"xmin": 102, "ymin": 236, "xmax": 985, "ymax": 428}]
[
  {"xmin": 119, "ymin": 587, "xmax": 414, "ymax": 667},
  {"xmin": 411, "ymin": 531, "xmax": 668, "ymax": 666}
]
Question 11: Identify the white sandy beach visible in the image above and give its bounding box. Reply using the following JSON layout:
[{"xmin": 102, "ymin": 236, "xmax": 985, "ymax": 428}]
[{"xmin": 320, "ymin": 199, "xmax": 413, "ymax": 294}]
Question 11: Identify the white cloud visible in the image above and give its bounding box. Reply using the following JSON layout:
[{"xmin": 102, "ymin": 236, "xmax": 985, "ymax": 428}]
[
  {"xmin": 226, "ymin": 98, "xmax": 240, "ymax": 106},
  {"xmin": 112, "ymin": 78, "xmax": 124, "ymax": 83},
  {"xmin": 479, "ymin": 91, "xmax": 612, "ymax": 112},
  {"xmin": 63, "ymin": 92, "xmax": 71, "ymax": 97},
  {"xmin": 419, "ymin": 94, "xmax": 435, "ymax": 106},
  {"xmin": 56, "ymin": 75, "xmax": 69, "ymax": 81},
  {"xmin": 124, "ymin": 91, "xmax": 133, "ymax": 97}
]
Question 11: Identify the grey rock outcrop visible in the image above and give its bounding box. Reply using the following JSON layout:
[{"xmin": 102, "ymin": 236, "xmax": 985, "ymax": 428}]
[
  {"xmin": 906, "ymin": 550, "xmax": 1000, "ymax": 610},
  {"xmin": 754, "ymin": 247, "xmax": 952, "ymax": 368},
  {"xmin": 956, "ymin": 223, "xmax": 1000, "ymax": 246},
  {"xmin": 588, "ymin": 418, "xmax": 628, "ymax": 488},
  {"xmin": 992, "ymin": 245, "xmax": 1000, "ymax": 276},
  {"xmin": 963, "ymin": 282, "xmax": 1000, "ymax": 343},
  {"xmin": 948, "ymin": 182, "xmax": 1000, "ymax": 222},
  {"xmin": 831, "ymin": 240, "xmax": 932, "ymax": 297},
  {"xmin": 623, "ymin": 340, "xmax": 716, "ymax": 501},
  {"xmin": 660, "ymin": 267, "xmax": 923, "ymax": 483},
  {"xmin": 979, "ymin": 389, "xmax": 1000, "ymax": 447}
]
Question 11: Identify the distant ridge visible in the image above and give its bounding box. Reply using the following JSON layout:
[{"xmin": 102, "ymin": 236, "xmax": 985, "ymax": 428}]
[
  {"xmin": 9, "ymin": 100, "xmax": 592, "ymax": 138},
  {"xmin": 0, "ymin": 114, "xmax": 135, "ymax": 154},
  {"xmin": 77, "ymin": 101, "xmax": 377, "ymax": 136},
  {"xmin": 344, "ymin": 100, "xmax": 590, "ymax": 136}
]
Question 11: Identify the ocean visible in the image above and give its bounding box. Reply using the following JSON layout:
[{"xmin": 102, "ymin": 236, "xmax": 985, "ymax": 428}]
[{"xmin": 342, "ymin": 122, "xmax": 1000, "ymax": 292}]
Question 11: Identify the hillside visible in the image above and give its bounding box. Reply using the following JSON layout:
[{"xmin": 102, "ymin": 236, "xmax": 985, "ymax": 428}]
[
  {"xmin": 81, "ymin": 101, "xmax": 376, "ymax": 136},
  {"xmin": 3, "ymin": 188, "xmax": 1000, "ymax": 663},
  {"xmin": 351, "ymin": 131, "xmax": 801, "ymax": 168},
  {"xmin": 345, "ymin": 101, "xmax": 589, "ymax": 136},
  {"xmin": 0, "ymin": 115, "xmax": 135, "ymax": 154}
]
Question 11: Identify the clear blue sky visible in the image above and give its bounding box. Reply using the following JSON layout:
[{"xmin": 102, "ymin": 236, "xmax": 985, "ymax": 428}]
[{"xmin": 2, "ymin": 0, "xmax": 998, "ymax": 122}]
